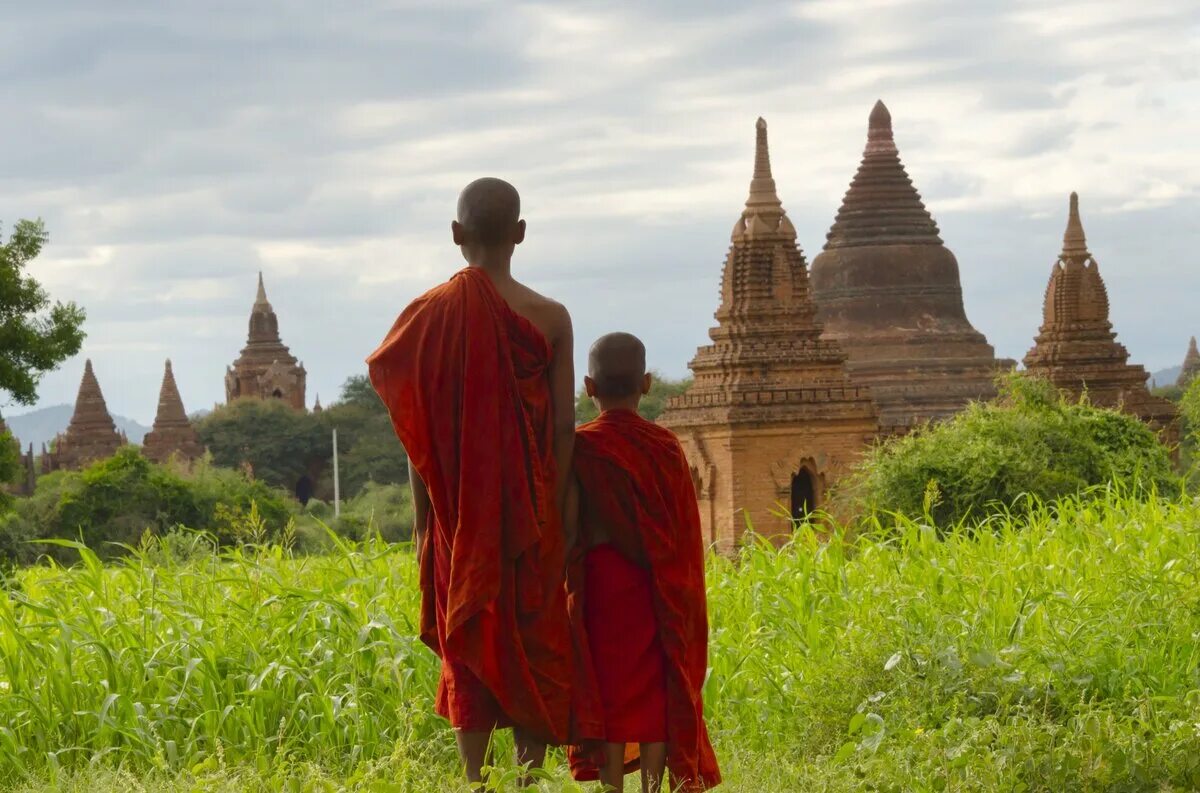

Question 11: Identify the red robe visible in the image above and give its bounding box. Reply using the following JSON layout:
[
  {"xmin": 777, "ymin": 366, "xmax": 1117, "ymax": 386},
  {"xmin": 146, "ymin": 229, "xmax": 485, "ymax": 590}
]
[
  {"xmin": 366, "ymin": 266, "xmax": 572, "ymax": 743},
  {"xmin": 568, "ymin": 409, "xmax": 721, "ymax": 791}
]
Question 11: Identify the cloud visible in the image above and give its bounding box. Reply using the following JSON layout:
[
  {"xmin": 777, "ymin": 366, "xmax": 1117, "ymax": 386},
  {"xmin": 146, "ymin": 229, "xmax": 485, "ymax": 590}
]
[{"xmin": 1, "ymin": 0, "xmax": 1197, "ymax": 422}]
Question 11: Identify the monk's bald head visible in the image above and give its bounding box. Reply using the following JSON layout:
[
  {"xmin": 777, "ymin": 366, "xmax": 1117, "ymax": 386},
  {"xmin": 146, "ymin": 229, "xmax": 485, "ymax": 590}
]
[
  {"xmin": 455, "ymin": 177, "xmax": 522, "ymax": 247},
  {"xmin": 588, "ymin": 332, "xmax": 647, "ymax": 398}
]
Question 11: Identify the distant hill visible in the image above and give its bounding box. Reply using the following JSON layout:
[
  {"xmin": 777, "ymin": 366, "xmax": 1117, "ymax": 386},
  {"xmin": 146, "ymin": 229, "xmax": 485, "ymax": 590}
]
[
  {"xmin": 4, "ymin": 405, "xmax": 150, "ymax": 451},
  {"xmin": 1150, "ymin": 366, "xmax": 1182, "ymax": 389}
]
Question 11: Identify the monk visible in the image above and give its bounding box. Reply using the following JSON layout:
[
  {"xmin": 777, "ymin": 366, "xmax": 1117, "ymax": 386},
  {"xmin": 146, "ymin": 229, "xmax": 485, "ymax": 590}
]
[
  {"xmin": 367, "ymin": 178, "xmax": 578, "ymax": 784},
  {"xmin": 567, "ymin": 333, "xmax": 721, "ymax": 792}
]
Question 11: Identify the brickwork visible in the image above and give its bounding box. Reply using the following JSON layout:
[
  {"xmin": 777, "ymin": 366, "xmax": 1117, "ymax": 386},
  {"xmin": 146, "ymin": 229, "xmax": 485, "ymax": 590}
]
[
  {"xmin": 142, "ymin": 359, "xmax": 205, "ymax": 464},
  {"xmin": 225, "ymin": 273, "xmax": 307, "ymax": 410}
]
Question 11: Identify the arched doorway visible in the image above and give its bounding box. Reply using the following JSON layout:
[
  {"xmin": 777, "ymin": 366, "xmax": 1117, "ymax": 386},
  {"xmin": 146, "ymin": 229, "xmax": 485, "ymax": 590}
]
[
  {"xmin": 272, "ymin": 388, "xmax": 284, "ymax": 399},
  {"xmin": 790, "ymin": 469, "xmax": 816, "ymax": 522}
]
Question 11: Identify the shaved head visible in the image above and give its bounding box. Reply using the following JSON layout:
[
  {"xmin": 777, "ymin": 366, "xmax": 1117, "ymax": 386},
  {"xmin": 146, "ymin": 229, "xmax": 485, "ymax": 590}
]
[
  {"xmin": 456, "ymin": 177, "xmax": 521, "ymax": 246},
  {"xmin": 588, "ymin": 332, "xmax": 647, "ymax": 398}
]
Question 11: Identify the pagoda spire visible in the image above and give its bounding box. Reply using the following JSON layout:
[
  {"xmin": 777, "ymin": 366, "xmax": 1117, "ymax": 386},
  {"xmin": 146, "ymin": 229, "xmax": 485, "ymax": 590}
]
[
  {"xmin": 255, "ymin": 271, "xmax": 269, "ymax": 306},
  {"xmin": 155, "ymin": 360, "xmax": 189, "ymax": 425},
  {"xmin": 51, "ymin": 359, "xmax": 123, "ymax": 469},
  {"xmin": 143, "ymin": 359, "xmax": 204, "ymax": 464},
  {"xmin": 69, "ymin": 360, "xmax": 118, "ymax": 433},
  {"xmin": 1178, "ymin": 336, "xmax": 1200, "ymax": 388},
  {"xmin": 733, "ymin": 117, "xmax": 794, "ymax": 241},
  {"xmin": 1062, "ymin": 192, "xmax": 1089, "ymax": 260}
]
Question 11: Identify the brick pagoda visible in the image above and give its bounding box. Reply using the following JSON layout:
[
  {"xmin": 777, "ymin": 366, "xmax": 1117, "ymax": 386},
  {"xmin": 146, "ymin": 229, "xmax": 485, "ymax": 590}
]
[
  {"xmin": 1023, "ymin": 193, "xmax": 1177, "ymax": 439},
  {"xmin": 659, "ymin": 118, "xmax": 879, "ymax": 550},
  {"xmin": 1177, "ymin": 337, "xmax": 1200, "ymax": 388},
  {"xmin": 44, "ymin": 359, "xmax": 124, "ymax": 471},
  {"xmin": 225, "ymin": 273, "xmax": 307, "ymax": 410},
  {"xmin": 809, "ymin": 101, "xmax": 1006, "ymax": 433},
  {"xmin": 142, "ymin": 359, "xmax": 205, "ymax": 464}
]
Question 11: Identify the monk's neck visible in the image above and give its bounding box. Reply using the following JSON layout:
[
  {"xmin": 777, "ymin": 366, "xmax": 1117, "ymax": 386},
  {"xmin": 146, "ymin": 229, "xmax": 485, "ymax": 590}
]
[
  {"xmin": 466, "ymin": 254, "xmax": 514, "ymax": 282},
  {"xmin": 597, "ymin": 402, "xmax": 642, "ymax": 415}
]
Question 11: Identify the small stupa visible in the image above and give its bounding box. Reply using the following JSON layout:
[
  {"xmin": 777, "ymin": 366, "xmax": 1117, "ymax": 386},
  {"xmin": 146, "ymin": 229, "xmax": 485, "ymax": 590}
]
[
  {"xmin": 142, "ymin": 360, "xmax": 205, "ymax": 464},
  {"xmin": 659, "ymin": 118, "xmax": 879, "ymax": 549},
  {"xmin": 1177, "ymin": 337, "xmax": 1200, "ymax": 388},
  {"xmin": 1023, "ymin": 193, "xmax": 1176, "ymax": 441},
  {"xmin": 809, "ymin": 101, "xmax": 1006, "ymax": 433},
  {"xmin": 225, "ymin": 272, "xmax": 307, "ymax": 410},
  {"xmin": 45, "ymin": 360, "xmax": 124, "ymax": 470}
]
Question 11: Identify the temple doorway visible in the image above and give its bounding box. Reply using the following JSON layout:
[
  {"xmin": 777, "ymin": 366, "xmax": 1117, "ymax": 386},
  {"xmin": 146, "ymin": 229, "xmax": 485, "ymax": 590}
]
[{"xmin": 790, "ymin": 469, "xmax": 816, "ymax": 521}]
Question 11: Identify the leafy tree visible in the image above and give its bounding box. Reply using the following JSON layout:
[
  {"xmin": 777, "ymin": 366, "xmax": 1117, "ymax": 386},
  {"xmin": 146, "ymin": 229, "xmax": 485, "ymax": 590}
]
[
  {"xmin": 0, "ymin": 219, "xmax": 86, "ymax": 407},
  {"xmin": 195, "ymin": 399, "xmax": 327, "ymax": 492},
  {"xmin": 0, "ymin": 430, "xmax": 21, "ymax": 512},
  {"xmin": 575, "ymin": 370, "xmax": 693, "ymax": 424},
  {"xmin": 319, "ymin": 374, "xmax": 407, "ymax": 495},
  {"xmin": 840, "ymin": 374, "xmax": 1178, "ymax": 530}
]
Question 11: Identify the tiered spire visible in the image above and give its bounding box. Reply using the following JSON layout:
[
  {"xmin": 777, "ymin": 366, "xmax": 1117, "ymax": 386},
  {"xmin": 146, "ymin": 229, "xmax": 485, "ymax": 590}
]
[
  {"xmin": 1040, "ymin": 193, "xmax": 1109, "ymax": 328},
  {"xmin": 226, "ymin": 272, "xmax": 307, "ymax": 410},
  {"xmin": 731, "ymin": 118, "xmax": 795, "ymax": 241},
  {"xmin": 49, "ymin": 359, "xmax": 124, "ymax": 470},
  {"xmin": 142, "ymin": 360, "xmax": 204, "ymax": 464},
  {"xmin": 1178, "ymin": 337, "xmax": 1200, "ymax": 388}
]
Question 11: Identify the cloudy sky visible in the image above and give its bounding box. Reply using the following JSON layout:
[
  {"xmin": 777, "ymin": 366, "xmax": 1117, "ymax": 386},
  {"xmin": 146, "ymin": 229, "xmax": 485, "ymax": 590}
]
[{"xmin": 3, "ymin": 0, "xmax": 1198, "ymax": 424}]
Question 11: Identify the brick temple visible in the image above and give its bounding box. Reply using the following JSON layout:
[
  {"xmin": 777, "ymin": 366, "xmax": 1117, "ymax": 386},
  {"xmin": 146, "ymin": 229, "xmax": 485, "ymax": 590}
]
[
  {"xmin": 809, "ymin": 101, "xmax": 1008, "ymax": 433},
  {"xmin": 1177, "ymin": 337, "xmax": 1199, "ymax": 388},
  {"xmin": 659, "ymin": 119, "xmax": 879, "ymax": 550},
  {"xmin": 1023, "ymin": 193, "xmax": 1176, "ymax": 441},
  {"xmin": 142, "ymin": 359, "xmax": 205, "ymax": 464},
  {"xmin": 42, "ymin": 360, "xmax": 126, "ymax": 472},
  {"xmin": 225, "ymin": 273, "xmax": 307, "ymax": 410}
]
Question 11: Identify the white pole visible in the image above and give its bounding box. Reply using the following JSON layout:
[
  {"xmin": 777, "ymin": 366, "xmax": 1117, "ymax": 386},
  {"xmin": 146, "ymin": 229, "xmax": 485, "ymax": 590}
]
[{"xmin": 332, "ymin": 428, "xmax": 341, "ymax": 519}]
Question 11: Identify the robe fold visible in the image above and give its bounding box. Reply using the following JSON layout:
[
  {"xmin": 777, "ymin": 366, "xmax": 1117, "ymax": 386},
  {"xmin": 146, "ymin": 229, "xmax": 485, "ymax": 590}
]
[
  {"xmin": 567, "ymin": 409, "xmax": 721, "ymax": 791},
  {"xmin": 366, "ymin": 266, "xmax": 572, "ymax": 743}
]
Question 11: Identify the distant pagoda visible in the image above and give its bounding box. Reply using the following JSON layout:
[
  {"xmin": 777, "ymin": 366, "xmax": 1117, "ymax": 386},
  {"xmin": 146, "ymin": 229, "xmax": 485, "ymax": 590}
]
[
  {"xmin": 1023, "ymin": 193, "xmax": 1176, "ymax": 440},
  {"xmin": 1177, "ymin": 337, "xmax": 1200, "ymax": 388},
  {"xmin": 659, "ymin": 118, "xmax": 879, "ymax": 549},
  {"xmin": 809, "ymin": 101, "xmax": 1007, "ymax": 433},
  {"xmin": 225, "ymin": 272, "xmax": 307, "ymax": 410},
  {"xmin": 142, "ymin": 359, "xmax": 205, "ymax": 464},
  {"xmin": 44, "ymin": 359, "xmax": 124, "ymax": 471}
]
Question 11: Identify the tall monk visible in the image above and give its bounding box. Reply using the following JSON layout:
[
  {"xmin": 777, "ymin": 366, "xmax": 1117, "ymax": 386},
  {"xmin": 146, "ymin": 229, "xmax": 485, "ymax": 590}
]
[
  {"xmin": 568, "ymin": 333, "xmax": 721, "ymax": 792},
  {"xmin": 367, "ymin": 178, "xmax": 577, "ymax": 784}
]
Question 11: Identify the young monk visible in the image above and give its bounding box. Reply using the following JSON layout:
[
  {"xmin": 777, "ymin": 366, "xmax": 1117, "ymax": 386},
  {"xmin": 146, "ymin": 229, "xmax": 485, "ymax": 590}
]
[
  {"xmin": 367, "ymin": 178, "xmax": 578, "ymax": 784},
  {"xmin": 567, "ymin": 333, "xmax": 721, "ymax": 793}
]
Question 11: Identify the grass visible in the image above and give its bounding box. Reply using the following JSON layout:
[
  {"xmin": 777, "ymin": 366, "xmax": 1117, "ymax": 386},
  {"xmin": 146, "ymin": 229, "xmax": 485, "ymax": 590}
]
[{"xmin": 3, "ymin": 488, "xmax": 1200, "ymax": 791}]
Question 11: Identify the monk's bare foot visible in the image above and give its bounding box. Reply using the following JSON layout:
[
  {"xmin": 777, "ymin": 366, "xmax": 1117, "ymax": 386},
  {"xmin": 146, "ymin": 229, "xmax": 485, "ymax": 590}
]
[
  {"xmin": 512, "ymin": 727, "xmax": 547, "ymax": 787},
  {"xmin": 455, "ymin": 729, "xmax": 491, "ymax": 784}
]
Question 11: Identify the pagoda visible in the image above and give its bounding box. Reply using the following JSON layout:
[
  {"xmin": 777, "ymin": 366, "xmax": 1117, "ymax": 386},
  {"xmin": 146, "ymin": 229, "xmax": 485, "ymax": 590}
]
[
  {"xmin": 142, "ymin": 360, "xmax": 205, "ymax": 464},
  {"xmin": 1177, "ymin": 337, "xmax": 1200, "ymax": 388},
  {"xmin": 809, "ymin": 101, "xmax": 1006, "ymax": 433},
  {"xmin": 1023, "ymin": 193, "xmax": 1176, "ymax": 439},
  {"xmin": 659, "ymin": 118, "xmax": 879, "ymax": 550},
  {"xmin": 44, "ymin": 360, "xmax": 124, "ymax": 471},
  {"xmin": 225, "ymin": 273, "xmax": 307, "ymax": 410}
]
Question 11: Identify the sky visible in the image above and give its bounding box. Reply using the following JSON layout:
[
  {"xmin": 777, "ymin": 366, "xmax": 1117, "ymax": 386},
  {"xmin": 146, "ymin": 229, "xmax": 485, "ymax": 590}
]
[{"xmin": 2, "ymin": 0, "xmax": 1198, "ymax": 424}]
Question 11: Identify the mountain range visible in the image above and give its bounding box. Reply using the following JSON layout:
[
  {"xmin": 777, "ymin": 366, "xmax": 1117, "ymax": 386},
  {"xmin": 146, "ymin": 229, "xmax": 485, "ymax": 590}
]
[{"xmin": 3, "ymin": 405, "xmax": 151, "ymax": 452}]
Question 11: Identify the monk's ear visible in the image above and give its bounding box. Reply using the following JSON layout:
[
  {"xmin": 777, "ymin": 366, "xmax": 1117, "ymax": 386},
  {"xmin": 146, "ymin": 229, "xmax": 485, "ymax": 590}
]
[
  {"xmin": 641, "ymin": 372, "xmax": 653, "ymax": 395},
  {"xmin": 513, "ymin": 219, "xmax": 526, "ymax": 245},
  {"xmin": 583, "ymin": 375, "xmax": 597, "ymax": 398},
  {"xmin": 451, "ymin": 220, "xmax": 467, "ymax": 246}
]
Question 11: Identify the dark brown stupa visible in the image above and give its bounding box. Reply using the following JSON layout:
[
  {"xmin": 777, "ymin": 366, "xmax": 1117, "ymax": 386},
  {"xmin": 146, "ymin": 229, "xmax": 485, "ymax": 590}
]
[
  {"xmin": 46, "ymin": 360, "xmax": 124, "ymax": 470},
  {"xmin": 1177, "ymin": 337, "xmax": 1200, "ymax": 388},
  {"xmin": 1023, "ymin": 193, "xmax": 1176, "ymax": 440},
  {"xmin": 659, "ymin": 118, "xmax": 879, "ymax": 550},
  {"xmin": 142, "ymin": 360, "xmax": 205, "ymax": 464},
  {"xmin": 225, "ymin": 272, "xmax": 307, "ymax": 410},
  {"xmin": 810, "ymin": 101, "xmax": 1005, "ymax": 433}
]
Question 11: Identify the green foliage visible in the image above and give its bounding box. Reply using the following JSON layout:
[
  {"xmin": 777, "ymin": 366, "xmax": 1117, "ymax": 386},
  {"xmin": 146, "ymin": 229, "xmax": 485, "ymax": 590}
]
[
  {"xmin": 841, "ymin": 374, "xmax": 1178, "ymax": 529},
  {"xmin": 0, "ymin": 448, "xmax": 291, "ymax": 565},
  {"xmin": 300, "ymin": 482, "xmax": 413, "ymax": 545},
  {"xmin": 574, "ymin": 370, "xmax": 693, "ymax": 424},
  {"xmin": 317, "ymin": 375, "xmax": 408, "ymax": 496},
  {"xmin": 3, "ymin": 489, "xmax": 1200, "ymax": 789},
  {"xmin": 1151, "ymin": 383, "xmax": 1184, "ymax": 403},
  {"xmin": 0, "ymin": 430, "xmax": 19, "ymax": 513},
  {"xmin": 1179, "ymin": 377, "xmax": 1200, "ymax": 441},
  {"xmin": 0, "ymin": 219, "xmax": 86, "ymax": 406},
  {"xmin": 196, "ymin": 398, "xmax": 327, "ymax": 492}
]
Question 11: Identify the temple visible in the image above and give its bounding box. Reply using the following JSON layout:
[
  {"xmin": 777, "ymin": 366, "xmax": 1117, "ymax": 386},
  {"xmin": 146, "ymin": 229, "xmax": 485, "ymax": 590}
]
[
  {"xmin": 225, "ymin": 273, "xmax": 307, "ymax": 410},
  {"xmin": 1177, "ymin": 337, "xmax": 1200, "ymax": 388},
  {"xmin": 42, "ymin": 360, "xmax": 125, "ymax": 472},
  {"xmin": 809, "ymin": 101, "xmax": 1007, "ymax": 433},
  {"xmin": 659, "ymin": 118, "xmax": 880, "ymax": 550},
  {"xmin": 142, "ymin": 360, "xmax": 205, "ymax": 464},
  {"xmin": 1023, "ymin": 193, "xmax": 1177, "ymax": 440}
]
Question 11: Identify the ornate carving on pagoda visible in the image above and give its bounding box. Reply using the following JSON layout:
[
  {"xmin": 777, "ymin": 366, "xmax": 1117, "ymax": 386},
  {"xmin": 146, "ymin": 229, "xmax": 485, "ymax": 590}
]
[
  {"xmin": 43, "ymin": 359, "xmax": 124, "ymax": 471},
  {"xmin": 142, "ymin": 359, "xmax": 205, "ymax": 464},
  {"xmin": 810, "ymin": 101, "xmax": 1007, "ymax": 433},
  {"xmin": 1023, "ymin": 193, "xmax": 1177, "ymax": 441},
  {"xmin": 1178, "ymin": 337, "xmax": 1200, "ymax": 388},
  {"xmin": 660, "ymin": 118, "xmax": 879, "ymax": 550},
  {"xmin": 225, "ymin": 273, "xmax": 307, "ymax": 410}
]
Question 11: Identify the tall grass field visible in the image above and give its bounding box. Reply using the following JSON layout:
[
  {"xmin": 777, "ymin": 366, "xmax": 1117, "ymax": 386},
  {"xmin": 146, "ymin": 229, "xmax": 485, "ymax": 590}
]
[{"xmin": 2, "ymin": 488, "xmax": 1200, "ymax": 791}]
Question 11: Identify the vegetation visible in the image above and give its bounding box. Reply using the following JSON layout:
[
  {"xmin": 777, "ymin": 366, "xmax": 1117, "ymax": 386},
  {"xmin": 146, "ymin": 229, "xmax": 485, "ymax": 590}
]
[
  {"xmin": 298, "ymin": 482, "xmax": 414, "ymax": 546},
  {"xmin": 575, "ymin": 370, "xmax": 692, "ymax": 424},
  {"xmin": 0, "ymin": 488, "xmax": 1198, "ymax": 790},
  {"xmin": 840, "ymin": 375, "xmax": 1178, "ymax": 529}
]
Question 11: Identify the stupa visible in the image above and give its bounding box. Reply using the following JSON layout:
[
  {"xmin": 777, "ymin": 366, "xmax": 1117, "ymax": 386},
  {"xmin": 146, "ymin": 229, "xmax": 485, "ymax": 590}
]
[
  {"xmin": 44, "ymin": 360, "xmax": 124, "ymax": 470},
  {"xmin": 659, "ymin": 118, "xmax": 879, "ymax": 550},
  {"xmin": 142, "ymin": 360, "xmax": 205, "ymax": 464},
  {"xmin": 1023, "ymin": 194, "xmax": 1177, "ymax": 438},
  {"xmin": 809, "ymin": 101, "xmax": 1005, "ymax": 433},
  {"xmin": 225, "ymin": 273, "xmax": 307, "ymax": 410},
  {"xmin": 1177, "ymin": 337, "xmax": 1200, "ymax": 388}
]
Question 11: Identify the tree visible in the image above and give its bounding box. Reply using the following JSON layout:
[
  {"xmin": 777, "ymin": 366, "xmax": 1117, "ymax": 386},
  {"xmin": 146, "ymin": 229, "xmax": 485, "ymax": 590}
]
[
  {"xmin": 575, "ymin": 370, "xmax": 693, "ymax": 424},
  {"xmin": 0, "ymin": 219, "xmax": 86, "ymax": 407},
  {"xmin": 195, "ymin": 399, "xmax": 327, "ymax": 492},
  {"xmin": 318, "ymin": 375, "xmax": 408, "ymax": 496}
]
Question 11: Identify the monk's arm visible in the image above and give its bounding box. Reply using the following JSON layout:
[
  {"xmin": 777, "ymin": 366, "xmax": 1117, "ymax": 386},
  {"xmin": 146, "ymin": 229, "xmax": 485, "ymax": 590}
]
[
  {"xmin": 409, "ymin": 459, "xmax": 431, "ymax": 554},
  {"xmin": 549, "ymin": 305, "xmax": 576, "ymax": 520}
]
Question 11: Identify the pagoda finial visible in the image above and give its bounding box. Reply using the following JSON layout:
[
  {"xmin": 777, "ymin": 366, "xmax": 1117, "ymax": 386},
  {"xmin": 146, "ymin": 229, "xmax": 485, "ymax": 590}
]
[
  {"xmin": 753, "ymin": 117, "xmax": 771, "ymax": 179},
  {"xmin": 866, "ymin": 100, "xmax": 896, "ymax": 154},
  {"xmin": 734, "ymin": 116, "xmax": 788, "ymax": 240},
  {"xmin": 1062, "ymin": 192, "xmax": 1089, "ymax": 260},
  {"xmin": 255, "ymin": 271, "xmax": 269, "ymax": 306}
]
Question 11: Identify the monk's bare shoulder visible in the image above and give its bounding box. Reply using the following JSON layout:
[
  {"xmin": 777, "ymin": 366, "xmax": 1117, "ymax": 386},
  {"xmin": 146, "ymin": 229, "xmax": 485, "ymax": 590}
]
[{"xmin": 511, "ymin": 282, "xmax": 572, "ymax": 347}]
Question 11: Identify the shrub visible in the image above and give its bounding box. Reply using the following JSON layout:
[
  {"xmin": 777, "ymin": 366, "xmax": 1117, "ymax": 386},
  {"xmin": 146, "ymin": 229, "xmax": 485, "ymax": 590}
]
[{"xmin": 840, "ymin": 374, "xmax": 1178, "ymax": 529}]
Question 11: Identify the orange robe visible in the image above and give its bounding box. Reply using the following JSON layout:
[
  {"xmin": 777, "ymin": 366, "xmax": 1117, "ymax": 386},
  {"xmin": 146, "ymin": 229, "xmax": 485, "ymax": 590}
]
[
  {"xmin": 366, "ymin": 266, "xmax": 572, "ymax": 743},
  {"xmin": 568, "ymin": 409, "xmax": 721, "ymax": 791}
]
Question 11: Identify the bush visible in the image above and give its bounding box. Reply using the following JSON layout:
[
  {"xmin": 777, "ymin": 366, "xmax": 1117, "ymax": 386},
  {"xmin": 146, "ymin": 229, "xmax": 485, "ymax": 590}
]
[
  {"xmin": 840, "ymin": 374, "xmax": 1178, "ymax": 529},
  {"xmin": 575, "ymin": 370, "xmax": 692, "ymax": 424},
  {"xmin": 293, "ymin": 482, "xmax": 413, "ymax": 548}
]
